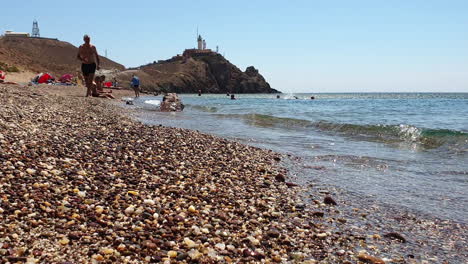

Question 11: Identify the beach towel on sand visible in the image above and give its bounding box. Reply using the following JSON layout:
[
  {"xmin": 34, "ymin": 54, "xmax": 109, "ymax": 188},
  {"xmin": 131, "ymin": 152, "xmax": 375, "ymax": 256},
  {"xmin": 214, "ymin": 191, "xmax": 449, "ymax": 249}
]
[
  {"xmin": 59, "ymin": 74, "xmax": 73, "ymax": 83},
  {"xmin": 34, "ymin": 73, "xmax": 54, "ymax": 84}
]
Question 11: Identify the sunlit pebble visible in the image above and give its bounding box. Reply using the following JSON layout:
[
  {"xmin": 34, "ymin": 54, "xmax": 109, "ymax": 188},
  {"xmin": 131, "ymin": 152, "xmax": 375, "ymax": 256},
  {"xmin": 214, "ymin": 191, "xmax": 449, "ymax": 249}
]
[
  {"xmin": 125, "ymin": 206, "xmax": 135, "ymax": 215},
  {"xmin": 184, "ymin": 237, "xmax": 197, "ymax": 248},
  {"xmin": 95, "ymin": 206, "xmax": 104, "ymax": 214}
]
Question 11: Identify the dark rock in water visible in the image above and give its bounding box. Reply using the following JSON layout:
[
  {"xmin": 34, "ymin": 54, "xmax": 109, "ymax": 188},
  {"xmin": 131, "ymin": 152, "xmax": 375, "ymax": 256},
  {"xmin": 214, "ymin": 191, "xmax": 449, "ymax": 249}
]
[
  {"xmin": 324, "ymin": 196, "xmax": 337, "ymax": 205},
  {"xmin": 312, "ymin": 211, "xmax": 325, "ymax": 217},
  {"xmin": 384, "ymin": 232, "xmax": 406, "ymax": 243},
  {"xmin": 285, "ymin": 182, "xmax": 298, "ymax": 188},
  {"xmin": 160, "ymin": 93, "xmax": 184, "ymax": 112},
  {"xmin": 295, "ymin": 203, "xmax": 306, "ymax": 210},
  {"xmin": 273, "ymin": 156, "xmax": 281, "ymax": 162},
  {"xmin": 275, "ymin": 173, "xmax": 286, "ymax": 182}
]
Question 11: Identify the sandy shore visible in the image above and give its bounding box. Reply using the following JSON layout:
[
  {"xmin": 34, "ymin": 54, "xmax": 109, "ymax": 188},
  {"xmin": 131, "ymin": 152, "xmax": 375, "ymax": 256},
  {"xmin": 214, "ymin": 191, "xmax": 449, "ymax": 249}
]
[{"xmin": 0, "ymin": 84, "xmax": 464, "ymax": 263}]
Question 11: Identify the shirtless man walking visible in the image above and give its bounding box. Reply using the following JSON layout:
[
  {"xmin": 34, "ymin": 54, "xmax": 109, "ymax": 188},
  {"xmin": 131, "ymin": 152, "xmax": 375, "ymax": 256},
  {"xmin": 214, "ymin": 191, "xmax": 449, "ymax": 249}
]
[{"xmin": 77, "ymin": 35, "xmax": 100, "ymax": 97}]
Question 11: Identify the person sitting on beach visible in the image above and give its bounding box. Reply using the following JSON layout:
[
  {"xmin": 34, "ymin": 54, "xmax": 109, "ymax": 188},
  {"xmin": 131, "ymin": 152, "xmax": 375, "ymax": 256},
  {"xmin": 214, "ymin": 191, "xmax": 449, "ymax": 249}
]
[
  {"xmin": 131, "ymin": 74, "xmax": 140, "ymax": 98},
  {"xmin": 96, "ymin": 75, "xmax": 112, "ymax": 94},
  {"xmin": 93, "ymin": 76, "xmax": 115, "ymax": 99},
  {"xmin": 77, "ymin": 34, "xmax": 100, "ymax": 97}
]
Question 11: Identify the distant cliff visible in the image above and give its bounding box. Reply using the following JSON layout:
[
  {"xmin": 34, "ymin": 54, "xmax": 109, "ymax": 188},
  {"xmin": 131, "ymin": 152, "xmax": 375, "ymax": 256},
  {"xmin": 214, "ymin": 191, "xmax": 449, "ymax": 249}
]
[{"xmin": 128, "ymin": 52, "xmax": 279, "ymax": 94}]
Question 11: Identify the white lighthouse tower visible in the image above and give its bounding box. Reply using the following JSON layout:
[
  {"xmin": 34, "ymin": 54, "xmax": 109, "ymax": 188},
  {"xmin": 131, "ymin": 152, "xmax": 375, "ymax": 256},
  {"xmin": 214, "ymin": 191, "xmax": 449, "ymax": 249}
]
[{"xmin": 197, "ymin": 35, "xmax": 203, "ymax": 50}]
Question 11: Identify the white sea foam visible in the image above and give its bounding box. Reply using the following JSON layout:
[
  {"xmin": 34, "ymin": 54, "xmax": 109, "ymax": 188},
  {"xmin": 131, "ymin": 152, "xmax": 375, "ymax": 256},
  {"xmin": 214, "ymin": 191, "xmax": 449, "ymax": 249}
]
[
  {"xmin": 398, "ymin": 124, "xmax": 422, "ymax": 142},
  {"xmin": 144, "ymin": 99, "xmax": 161, "ymax": 106}
]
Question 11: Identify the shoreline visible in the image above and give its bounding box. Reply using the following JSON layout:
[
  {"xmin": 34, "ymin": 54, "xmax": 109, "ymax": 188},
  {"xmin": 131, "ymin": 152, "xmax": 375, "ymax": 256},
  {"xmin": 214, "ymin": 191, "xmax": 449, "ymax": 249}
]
[{"xmin": 0, "ymin": 84, "xmax": 465, "ymax": 263}]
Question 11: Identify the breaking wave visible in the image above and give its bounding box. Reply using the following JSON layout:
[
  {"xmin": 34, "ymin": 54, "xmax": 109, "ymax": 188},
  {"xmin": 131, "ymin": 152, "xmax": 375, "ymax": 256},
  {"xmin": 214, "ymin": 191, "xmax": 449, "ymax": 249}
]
[
  {"xmin": 188, "ymin": 105, "xmax": 219, "ymax": 112},
  {"xmin": 214, "ymin": 113, "xmax": 468, "ymax": 149}
]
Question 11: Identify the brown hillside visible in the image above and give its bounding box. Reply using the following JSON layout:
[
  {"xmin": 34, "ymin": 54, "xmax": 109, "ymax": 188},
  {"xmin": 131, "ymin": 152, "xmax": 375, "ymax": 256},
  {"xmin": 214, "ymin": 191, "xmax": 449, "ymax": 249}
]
[{"xmin": 0, "ymin": 36, "xmax": 124, "ymax": 77}]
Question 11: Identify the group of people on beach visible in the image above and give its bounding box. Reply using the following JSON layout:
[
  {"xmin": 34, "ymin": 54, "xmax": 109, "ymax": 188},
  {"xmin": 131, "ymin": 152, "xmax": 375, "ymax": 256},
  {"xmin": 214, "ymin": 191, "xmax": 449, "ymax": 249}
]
[{"xmin": 77, "ymin": 34, "xmax": 140, "ymax": 98}]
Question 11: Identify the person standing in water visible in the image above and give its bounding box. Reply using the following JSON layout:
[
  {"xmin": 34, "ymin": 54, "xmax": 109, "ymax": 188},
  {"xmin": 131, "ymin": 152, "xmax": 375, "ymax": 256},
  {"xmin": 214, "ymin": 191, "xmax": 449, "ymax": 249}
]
[
  {"xmin": 77, "ymin": 35, "xmax": 100, "ymax": 97},
  {"xmin": 131, "ymin": 74, "xmax": 140, "ymax": 98}
]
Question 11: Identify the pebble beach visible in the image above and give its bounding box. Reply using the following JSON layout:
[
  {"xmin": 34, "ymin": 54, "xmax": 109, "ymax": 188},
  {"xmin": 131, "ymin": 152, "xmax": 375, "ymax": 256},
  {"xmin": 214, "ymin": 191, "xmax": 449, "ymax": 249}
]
[{"xmin": 0, "ymin": 84, "xmax": 466, "ymax": 263}]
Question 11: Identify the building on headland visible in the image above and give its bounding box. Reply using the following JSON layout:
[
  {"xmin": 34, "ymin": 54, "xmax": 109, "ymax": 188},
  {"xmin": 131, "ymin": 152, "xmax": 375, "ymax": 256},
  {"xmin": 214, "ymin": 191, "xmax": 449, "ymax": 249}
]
[
  {"xmin": 182, "ymin": 34, "xmax": 218, "ymax": 58},
  {"xmin": 197, "ymin": 35, "xmax": 203, "ymax": 50},
  {"xmin": 2, "ymin": 21, "xmax": 58, "ymax": 40},
  {"xmin": 4, "ymin": 31, "xmax": 30, "ymax": 37}
]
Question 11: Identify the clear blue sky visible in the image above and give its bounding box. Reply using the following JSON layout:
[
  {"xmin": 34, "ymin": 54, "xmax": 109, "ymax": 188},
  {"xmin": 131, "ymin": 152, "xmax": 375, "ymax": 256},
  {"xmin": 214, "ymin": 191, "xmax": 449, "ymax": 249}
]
[{"xmin": 2, "ymin": 0, "xmax": 468, "ymax": 92}]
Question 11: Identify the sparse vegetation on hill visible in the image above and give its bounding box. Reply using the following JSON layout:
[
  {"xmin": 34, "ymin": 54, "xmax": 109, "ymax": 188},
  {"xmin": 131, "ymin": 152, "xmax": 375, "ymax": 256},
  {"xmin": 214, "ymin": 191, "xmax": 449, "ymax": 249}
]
[{"xmin": 0, "ymin": 61, "xmax": 19, "ymax": 72}]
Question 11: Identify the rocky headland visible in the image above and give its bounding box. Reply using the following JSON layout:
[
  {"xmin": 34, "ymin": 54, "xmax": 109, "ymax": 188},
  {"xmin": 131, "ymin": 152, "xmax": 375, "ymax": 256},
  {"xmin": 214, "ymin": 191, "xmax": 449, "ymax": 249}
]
[{"xmin": 125, "ymin": 52, "xmax": 279, "ymax": 94}]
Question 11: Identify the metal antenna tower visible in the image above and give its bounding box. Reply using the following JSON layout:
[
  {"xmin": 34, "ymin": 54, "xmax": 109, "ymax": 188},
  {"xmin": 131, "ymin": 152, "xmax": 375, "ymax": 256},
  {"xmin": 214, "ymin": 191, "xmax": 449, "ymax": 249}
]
[{"xmin": 32, "ymin": 20, "xmax": 40, "ymax": 37}]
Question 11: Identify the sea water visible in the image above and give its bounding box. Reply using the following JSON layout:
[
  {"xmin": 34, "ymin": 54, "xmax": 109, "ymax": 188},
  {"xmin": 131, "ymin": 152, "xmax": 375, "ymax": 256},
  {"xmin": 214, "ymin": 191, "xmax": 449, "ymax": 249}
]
[{"xmin": 130, "ymin": 93, "xmax": 468, "ymax": 223}]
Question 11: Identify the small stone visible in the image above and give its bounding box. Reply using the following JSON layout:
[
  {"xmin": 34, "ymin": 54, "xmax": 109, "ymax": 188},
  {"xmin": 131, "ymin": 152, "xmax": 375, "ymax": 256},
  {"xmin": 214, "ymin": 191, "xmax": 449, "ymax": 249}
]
[
  {"xmin": 266, "ymin": 229, "xmax": 280, "ymax": 238},
  {"xmin": 168, "ymin": 251, "xmax": 178, "ymax": 258},
  {"xmin": 26, "ymin": 168, "xmax": 36, "ymax": 174},
  {"xmin": 247, "ymin": 236, "xmax": 260, "ymax": 245},
  {"xmin": 215, "ymin": 243, "xmax": 225, "ymax": 251},
  {"xmin": 383, "ymin": 232, "xmax": 406, "ymax": 243},
  {"xmin": 100, "ymin": 248, "xmax": 114, "ymax": 255},
  {"xmin": 312, "ymin": 211, "xmax": 324, "ymax": 217},
  {"xmin": 95, "ymin": 206, "xmax": 104, "ymax": 214},
  {"xmin": 59, "ymin": 238, "xmax": 70, "ymax": 245},
  {"xmin": 184, "ymin": 237, "xmax": 197, "ymax": 248},
  {"xmin": 127, "ymin": 190, "xmax": 139, "ymax": 195},
  {"xmin": 144, "ymin": 199, "xmax": 155, "ymax": 205},
  {"xmin": 187, "ymin": 249, "xmax": 201, "ymax": 259},
  {"xmin": 176, "ymin": 252, "xmax": 188, "ymax": 260},
  {"xmin": 357, "ymin": 252, "xmax": 386, "ymax": 264},
  {"xmin": 275, "ymin": 174, "xmax": 286, "ymax": 182},
  {"xmin": 324, "ymin": 196, "xmax": 337, "ymax": 205},
  {"xmin": 124, "ymin": 206, "xmax": 135, "ymax": 215},
  {"xmin": 92, "ymin": 254, "xmax": 104, "ymax": 261},
  {"xmin": 336, "ymin": 249, "xmax": 346, "ymax": 256},
  {"xmin": 316, "ymin": 233, "xmax": 328, "ymax": 238},
  {"xmin": 188, "ymin": 205, "xmax": 196, "ymax": 213}
]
